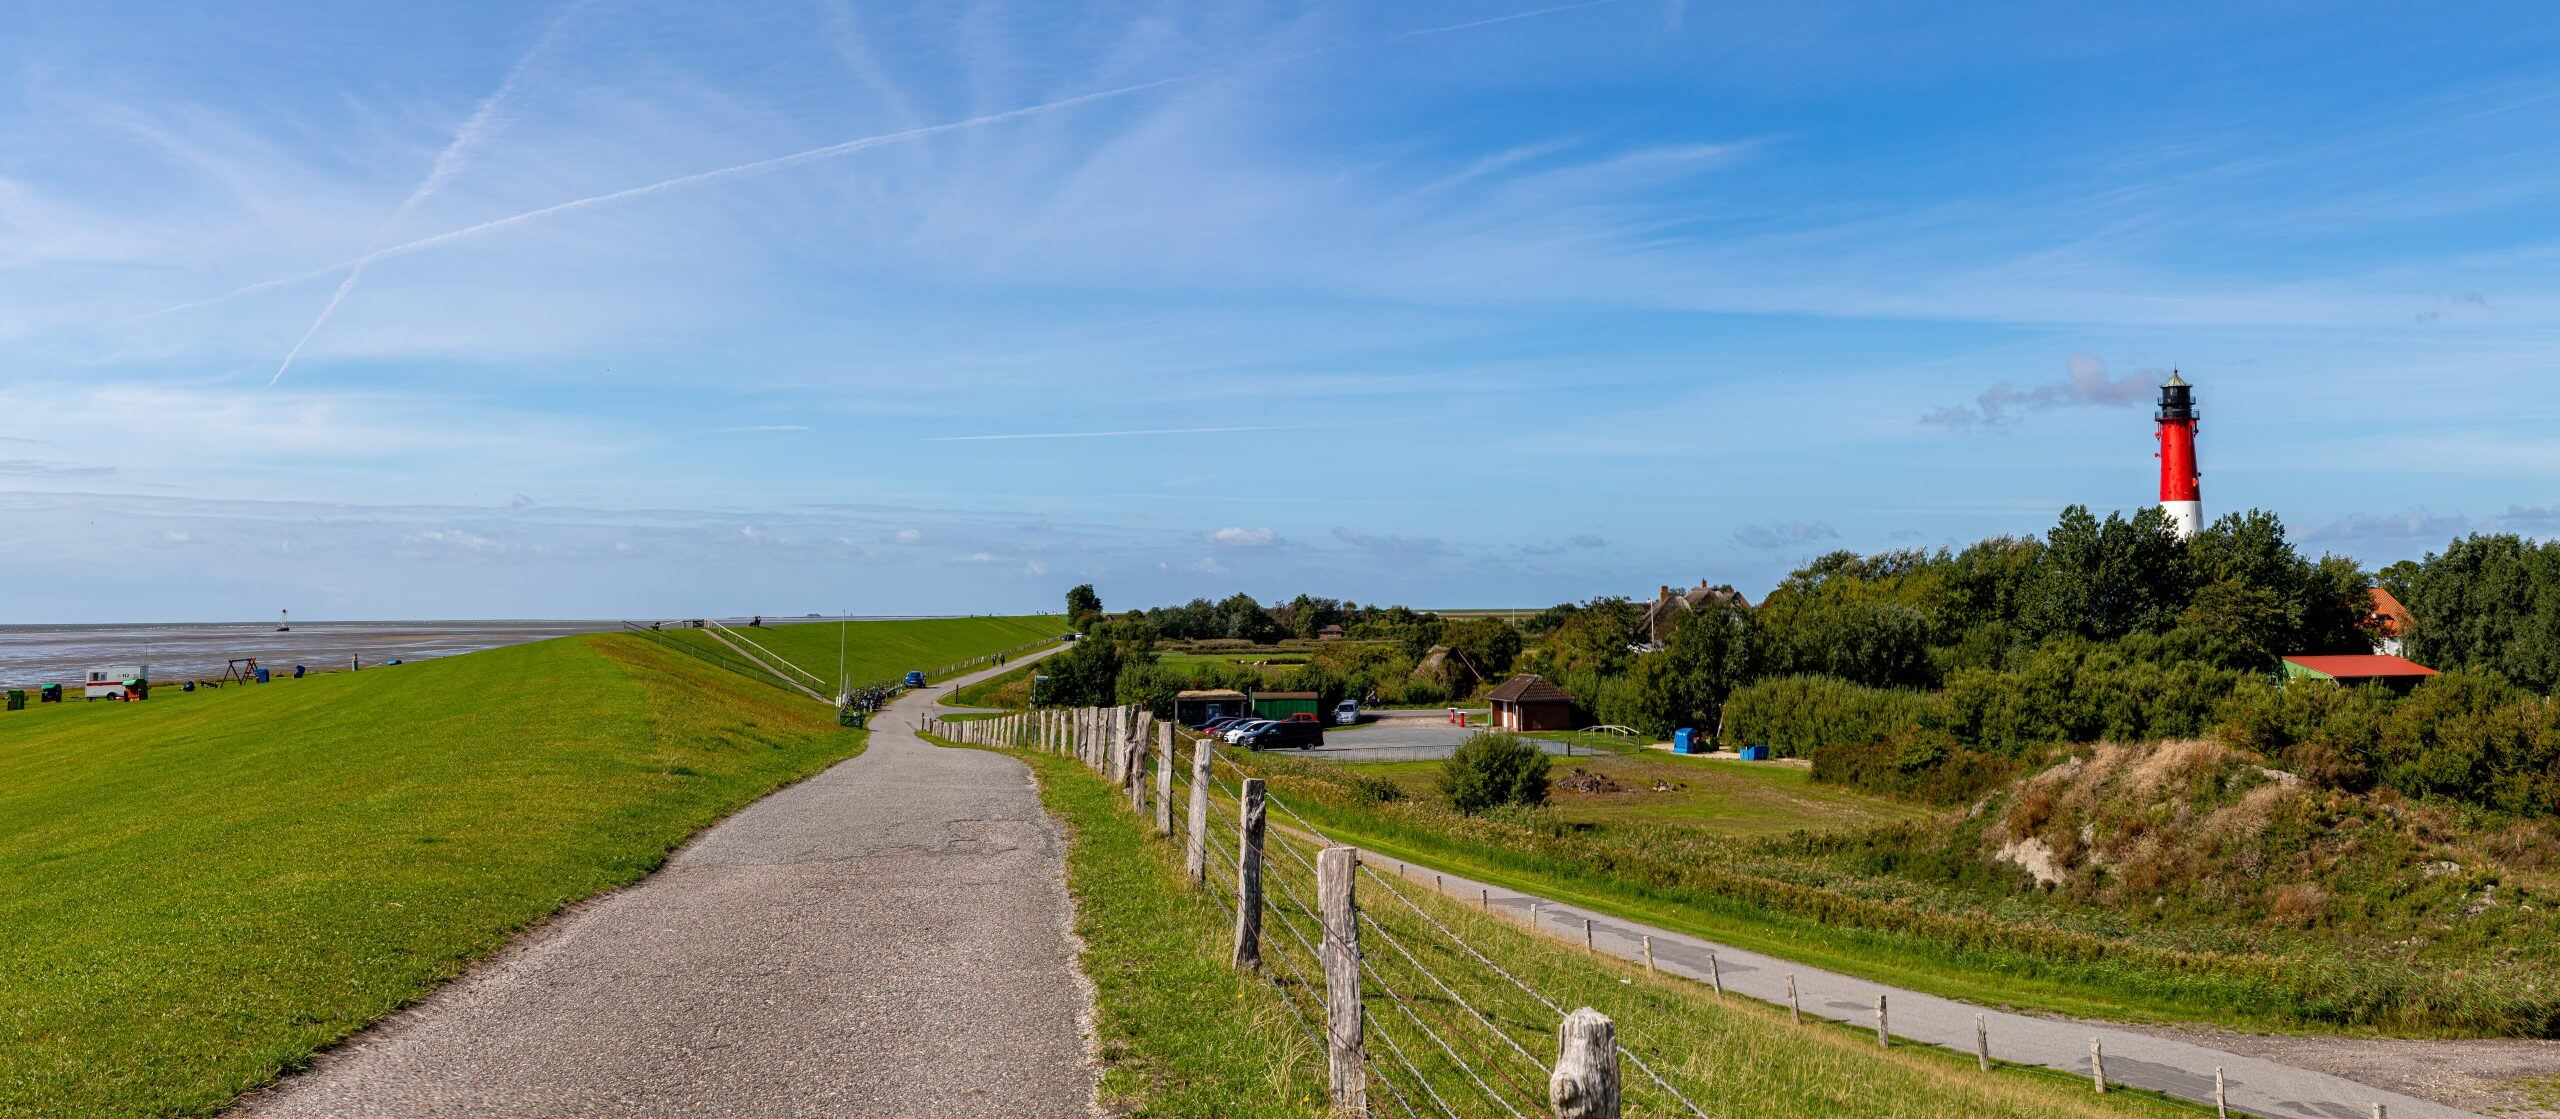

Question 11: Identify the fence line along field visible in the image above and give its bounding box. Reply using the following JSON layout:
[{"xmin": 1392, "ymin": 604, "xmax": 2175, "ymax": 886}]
[
  {"xmin": 928, "ymin": 706, "xmax": 2215, "ymax": 1119},
  {"xmin": 0, "ymin": 615, "xmax": 1060, "ymax": 1118}
]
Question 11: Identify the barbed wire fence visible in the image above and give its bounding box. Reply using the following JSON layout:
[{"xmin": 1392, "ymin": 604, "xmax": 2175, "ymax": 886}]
[{"xmin": 928, "ymin": 705, "xmax": 1758, "ymax": 1119}]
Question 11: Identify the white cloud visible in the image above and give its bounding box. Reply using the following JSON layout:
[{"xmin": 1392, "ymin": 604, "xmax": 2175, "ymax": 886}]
[
  {"xmin": 1205, "ymin": 525, "xmax": 1281, "ymax": 548},
  {"xmin": 1922, "ymin": 354, "xmax": 2158, "ymax": 430},
  {"xmin": 895, "ymin": 528, "xmax": 925, "ymax": 544}
]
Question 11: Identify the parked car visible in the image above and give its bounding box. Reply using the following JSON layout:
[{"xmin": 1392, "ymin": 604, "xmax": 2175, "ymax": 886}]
[
  {"xmin": 1282, "ymin": 712, "xmax": 1320, "ymax": 723},
  {"xmin": 1334, "ymin": 700, "xmax": 1360, "ymax": 725},
  {"xmin": 1240, "ymin": 719, "xmax": 1324, "ymax": 750},
  {"xmin": 1222, "ymin": 719, "xmax": 1275, "ymax": 744},
  {"xmin": 1199, "ymin": 716, "xmax": 1246, "ymax": 736},
  {"xmin": 904, "ymin": 670, "xmax": 926, "ymax": 688}
]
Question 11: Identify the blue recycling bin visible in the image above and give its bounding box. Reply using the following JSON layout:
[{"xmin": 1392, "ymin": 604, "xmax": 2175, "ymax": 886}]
[
  {"xmin": 1671, "ymin": 728, "xmax": 1702, "ymax": 754},
  {"xmin": 1739, "ymin": 744, "xmax": 1771, "ymax": 761},
  {"xmin": 293, "ymin": 665, "xmax": 307, "ymax": 679},
  {"xmin": 254, "ymin": 668, "xmax": 271, "ymax": 684}
]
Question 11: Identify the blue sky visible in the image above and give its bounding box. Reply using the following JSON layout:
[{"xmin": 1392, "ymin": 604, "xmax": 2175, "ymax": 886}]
[{"xmin": 2, "ymin": 2, "xmax": 2555, "ymax": 622}]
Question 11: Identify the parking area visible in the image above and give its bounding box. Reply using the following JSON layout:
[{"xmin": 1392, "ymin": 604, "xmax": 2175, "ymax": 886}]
[{"xmin": 1286, "ymin": 717, "xmax": 1629, "ymax": 763}]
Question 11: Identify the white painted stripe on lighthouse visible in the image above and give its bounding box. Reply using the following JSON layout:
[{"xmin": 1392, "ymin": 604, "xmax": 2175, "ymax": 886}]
[{"xmin": 2162, "ymin": 500, "xmax": 2203, "ymax": 538}]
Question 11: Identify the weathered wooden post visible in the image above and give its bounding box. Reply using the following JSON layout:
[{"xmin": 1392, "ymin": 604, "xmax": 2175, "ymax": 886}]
[
  {"xmin": 1549, "ymin": 1008, "xmax": 1619, "ymax": 1119},
  {"xmin": 1127, "ymin": 717, "xmax": 1146, "ymax": 816},
  {"xmin": 1583, "ymin": 917, "xmax": 1594, "ymax": 953},
  {"xmin": 1787, "ymin": 975, "xmax": 1801, "ymax": 1024},
  {"xmin": 1234, "ymin": 778, "xmax": 1265, "ymax": 969},
  {"xmin": 1318, "ymin": 847, "xmax": 1365, "ymax": 1116},
  {"xmin": 1707, "ymin": 951, "xmax": 1722, "ymax": 997},
  {"xmin": 1875, "ymin": 995, "xmax": 1888, "ymax": 1048},
  {"xmin": 2090, "ymin": 1038, "xmax": 2106, "ymax": 1093},
  {"xmin": 1186, "ymin": 739, "xmax": 1211, "ymax": 884},
  {"xmin": 1975, "ymin": 1014, "xmax": 1990, "ymax": 1071},
  {"xmin": 2215, "ymin": 1068, "xmax": 2228, "ymax": 1118},
  {"xmin": 2373, "ymin": 1103, "xmax": 2386, "ymax": 1119},
  {"xmin": 1641, "ymin": 935, "xmax": 1654, "ymax": 975},
  {"xmin": 1155, "ymin": 723, "xmax": 1176, "ymax": 834}
]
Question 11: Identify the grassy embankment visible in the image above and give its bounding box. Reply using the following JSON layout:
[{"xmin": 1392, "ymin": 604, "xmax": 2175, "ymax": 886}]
[
  {"xmin": 942, "ymin": 732, "xmax": 2191, "ymax": 1118},
  {"xmin": 1218, "ymin": 744, "xmax": 2549, "ymax": 1037},
  {"xmin": 661, "ymin": 613, "xmax": 1060, "ymax": 688},
  {"xmin": 0, "ymin": 615, "xmax": 1057, "ymax": 1118}
]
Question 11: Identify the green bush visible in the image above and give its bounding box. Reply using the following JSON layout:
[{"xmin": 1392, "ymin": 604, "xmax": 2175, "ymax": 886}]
[{"xmin": 1438, "ymin": 732, "xmax": 1550, "ymax": 814}]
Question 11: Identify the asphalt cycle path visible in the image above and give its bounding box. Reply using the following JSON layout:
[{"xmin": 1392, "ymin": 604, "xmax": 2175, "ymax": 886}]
[
  {"xmin": 237, "ymin": 645, "xmax": 1092, "ymax": 1119},
  {"xmin": 1335, "ymin": 842, "xmax": 2481, "ymax": 1119}
]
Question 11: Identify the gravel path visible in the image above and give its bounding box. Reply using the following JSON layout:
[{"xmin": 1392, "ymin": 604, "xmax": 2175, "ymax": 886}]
[{"xmin": 235, "ymin": 647, "xmax": 1093, "ymax": 1119}]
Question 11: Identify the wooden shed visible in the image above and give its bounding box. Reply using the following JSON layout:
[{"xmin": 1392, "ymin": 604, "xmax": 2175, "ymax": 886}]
[
  {"xmin": 1175, "ymin": 689, "xmax": 1250, "ymax": 727},
  {"xmin": 1486, "ymin": 674, "xmax": 1575, "ymax": 733}
]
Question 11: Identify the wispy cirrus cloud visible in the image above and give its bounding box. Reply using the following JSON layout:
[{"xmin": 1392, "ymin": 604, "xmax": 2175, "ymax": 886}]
[
  {"xmin": 1332, "ymin": 527, "xmax": 1455, "ymax": 564},
  {"xmin": 921, "ymin": 425, "xmax": 1311, "ymax": 442},
  {"xmin": 1731, "ymin": 520, "xmax": 1839, "ymax": 550}
]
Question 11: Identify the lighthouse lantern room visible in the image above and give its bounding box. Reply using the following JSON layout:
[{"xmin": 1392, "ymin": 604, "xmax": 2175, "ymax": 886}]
[{"xmin": 2155, "ymin": 372, "xmax": 2202, "ymax": 538}]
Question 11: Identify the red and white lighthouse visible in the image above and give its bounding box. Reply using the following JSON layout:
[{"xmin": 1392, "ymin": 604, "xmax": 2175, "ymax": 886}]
[{"xmin": 2155, "ymin": 371, "xmax": 2201, "ymax": 538}]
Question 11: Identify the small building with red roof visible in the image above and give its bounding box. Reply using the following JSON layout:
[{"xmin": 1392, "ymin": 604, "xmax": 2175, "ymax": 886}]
[
  {"xmin": 2365, "ymin": 587, "xmax": 2412, "ymax": 657},
  {"xmin": 1485, "ymin": 673, "xmax": 1576, "ymax": 732},
  {"xmin": 2282, "ymin": 653, "xmax": 2438, "ymax": 691}
]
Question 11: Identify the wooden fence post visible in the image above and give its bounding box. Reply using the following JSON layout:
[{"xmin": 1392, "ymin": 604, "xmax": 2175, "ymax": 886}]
[
  {"xmin": 2215, "ymin": 1068, "xmax": 2228, "ymax": 1118},
  {"xmin": 1875, "ymin": 995, "xmax": 1888, "ymax": 1048},
  {"xmin": 1549, "ymin": 1008, "xmax": 1619, "ymax": 1119},
  {"xmin": 1186, "ymin": 739, "xmax": 1211, "ymax": 884},
  {"xmin": 1155, "ymin": 723, "xmax": 1176, "ymax": 834},
  {"xmin": 1787, "ymin": 975, "xmax": 1800, "ymax": 1025},
  {"xmin": 1319, "ymin": 847, "xmax": 1365, "ymax": 1116},
  {"xmin": 1127, "ymin": 717, "xmax": 1146, "ymax": 816},
  {"xmin": 2091, "ymin": 1038, "xmax": 2105, "ymax": 1093},
  {"xmin": 1234, "ymin": 778, "xmax": 1265, "ymax": 970},
  {"xmin": 1641, "ymin": 935, "xmax": 1654, "ymax": 975},
  {"xmin": 1975, "ymin": 1014, "xmax": 1990, "ymax": 1071},
  {"xmin": 1707, "ymin": 951, "xmax": 1722, "ymax": 997}
]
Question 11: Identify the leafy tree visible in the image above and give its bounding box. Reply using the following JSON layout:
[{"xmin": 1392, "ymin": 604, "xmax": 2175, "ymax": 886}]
[
  {"xmin": 2020, "ymin": 505, "xmax": 2193, "ymax": 643},
  {"xmin": 1438, "ymin": 732, "xmax": 1550, "ymax": 814},
  {"xmin": 1043, "ymin": 615, "xmax": 1155, "ymax": 706},
  {"xmin": 1440, "ymin": 618, "xmax": 1523, "ymax": 689},
  {"xmin": 2406, "ymin": 534, "xmax": 2560, "ymax": 692},
  {"xmin": 1065, "ymin": 584, "xmax": 1103, "ymax": 633}
]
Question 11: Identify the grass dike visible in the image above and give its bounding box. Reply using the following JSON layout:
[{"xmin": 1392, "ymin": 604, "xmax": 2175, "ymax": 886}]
[{"xmin": 0, "ymin": 615, "xmax": 1058, "ymax": 1117}]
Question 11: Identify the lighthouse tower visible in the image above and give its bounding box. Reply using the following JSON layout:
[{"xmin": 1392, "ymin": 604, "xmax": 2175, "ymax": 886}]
[{"xmin": 2155, "ymin": 372, "xmax": 2201, "ymax": 538}]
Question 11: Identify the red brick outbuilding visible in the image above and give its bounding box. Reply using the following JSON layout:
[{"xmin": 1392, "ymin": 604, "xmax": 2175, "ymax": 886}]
[{"xmin": 1486, "ymin": 674, "xmax": 1575, "ymax": 733}]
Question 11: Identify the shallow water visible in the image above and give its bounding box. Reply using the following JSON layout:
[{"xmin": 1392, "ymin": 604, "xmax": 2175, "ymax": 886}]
[{"xmin": 0, "ymin": 619, "xmax": 626, "ymax": 688}]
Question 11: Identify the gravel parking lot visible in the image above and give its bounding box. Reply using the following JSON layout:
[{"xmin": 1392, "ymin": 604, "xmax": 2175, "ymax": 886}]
[{"xmin": 1286, "ymin": 717, "xmax": 1623, "ymax": 763}]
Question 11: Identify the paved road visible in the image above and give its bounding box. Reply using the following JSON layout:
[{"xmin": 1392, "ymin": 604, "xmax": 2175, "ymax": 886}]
[
  {"xmin": 235, "ymin": 647, "xmax": 1093, "ymax": 1119},
  {"xmin": 1340, "ymin": 845, "xmax": 2482, "ymax": 1119}
]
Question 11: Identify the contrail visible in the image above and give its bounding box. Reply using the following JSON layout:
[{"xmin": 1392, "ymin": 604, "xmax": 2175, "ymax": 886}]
[
  {"xmin": 921, "ymin": 424, "xmax": 1315, "ymax": 442},
  {"xmin": 166, "ymin": 1, "xmax": 1623, "ymax": 327},
  {"xmin": 272, "ymin": 1, "xmax": 590, "ymax": 385},
  {"xmin": 1394, "ymin": 0, "xmax": 1627, "ymax": 40}
]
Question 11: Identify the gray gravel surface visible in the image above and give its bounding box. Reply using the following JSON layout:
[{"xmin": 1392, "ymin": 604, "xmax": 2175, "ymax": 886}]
[{"xmin": 234, "ymin": 647, "xmax": 1094, "ymax": 1119}]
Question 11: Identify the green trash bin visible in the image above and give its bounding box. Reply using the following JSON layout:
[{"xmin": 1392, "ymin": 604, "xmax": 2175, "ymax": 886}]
[{"xmin": 4, "ymin": 690, "xmax": 23, "ymax": 711}]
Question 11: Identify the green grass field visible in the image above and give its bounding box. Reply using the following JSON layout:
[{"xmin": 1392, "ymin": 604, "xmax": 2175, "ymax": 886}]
[
  {"xmin": 1227, "ymin": 744, "xmax": 2532, "ymax": 1035},
  {"xmin": 946, "ymin": 733, "xmax": 2190, "ymax": 1119},
  {"xmin": 0, "ymin": 615, "xmax": 1060, "ymax": 1117},
  {"xmin": 1345, "ymin": 751, "xmax": 1926, "ymax": 838}
]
